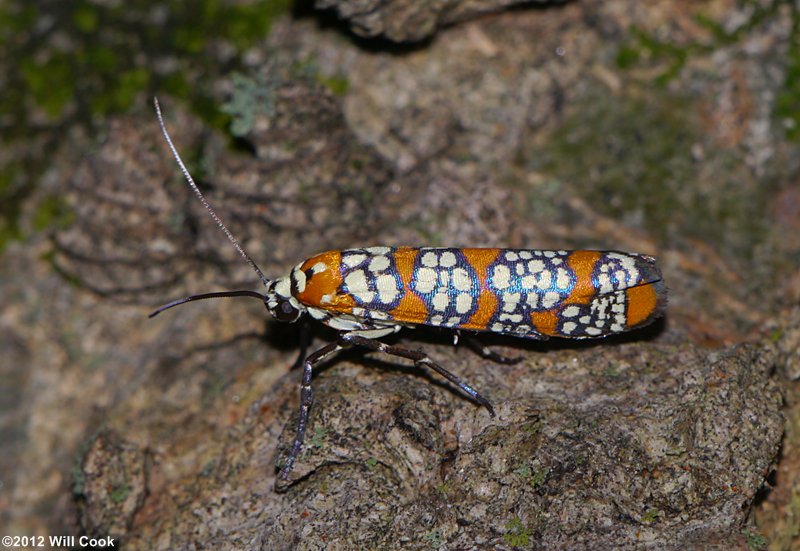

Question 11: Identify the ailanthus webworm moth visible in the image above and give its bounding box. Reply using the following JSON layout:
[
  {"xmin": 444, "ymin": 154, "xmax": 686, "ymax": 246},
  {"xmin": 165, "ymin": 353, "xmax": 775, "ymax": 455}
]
[{"xmin": 149, "ymin": 98, "xmax": 667, "ymax": 481}]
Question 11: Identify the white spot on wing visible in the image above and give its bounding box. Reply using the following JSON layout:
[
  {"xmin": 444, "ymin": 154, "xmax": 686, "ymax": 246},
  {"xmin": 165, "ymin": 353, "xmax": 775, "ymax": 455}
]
[
  {"xmin": 541, "ymin": 291, "xmax": 560, "ymax": 309},
  {"xmin": 562, "ymin": 305, "xmax": 580, "ymax": 318},
  {"xmin": 555, "ymin": 268, "xmax": 571, "ymax": 290},
  {"xmin": 535, "ymin": 270, "xmax": 552, "ymax": 290},
  {"xmin": 414, "ymin": 267, "xmax": 437, "ymax": 293},
  {"xmin": 502, "ymin": 292, "xmax": 520, "ymax": 312},
  {"xmin": 499, "ymin": 313, "xmax": 522, "ymax": 322},
  {"xmin": 345, "ymin": 270, "xmax": 367, "ymax": 292},
  {"xmin": 440, "ymin": 251, "xmax": 456, "ymax": 267},
  {"xmin": 456, "ymin": 293, "xmax": 472, "ymax": 314},
  {"xmin": 432, "ymin": 293, "xmax": 449, "ymax": 311},
  {"xmin": 600, "ymin": 274, "xmax": 616, "ymax": 294},
  {"xmin": 528, "ymin": 260, "xmax": 545, "ymax": 273},
  {"xmin": 345, "ymin": 270, "xmax": 375, "ymax": 303},
  {"xmin": 358, "ymin": 290, "xmax": 375, "ymax": 303},
  {"xmin": 370, "ymin": 255, "xmax": 391, "ymax": 272},
  {"xmin": 492, "ymin": 265, "xmax": 511, "ymax": 289},
  {"xmin": 343, "ymin": 254, "xmax": 367, "ymax": 267},
  {"xmin": 421, "ymin": 252, "xmax": 439, "ymax": 267},
  {"xmin": 376, "ymin": 274, "xmax": 398, "ymax": 303},
  {"xmin": 452, "ymin": 268, "xmax": 472, "ymax": 291}
]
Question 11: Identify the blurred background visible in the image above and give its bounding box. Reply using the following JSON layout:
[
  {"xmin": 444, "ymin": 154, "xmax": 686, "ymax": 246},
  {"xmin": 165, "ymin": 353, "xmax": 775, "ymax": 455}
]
[{"xmin": 1, "ymin": 0, "xmax": 799, "ymax": 548}]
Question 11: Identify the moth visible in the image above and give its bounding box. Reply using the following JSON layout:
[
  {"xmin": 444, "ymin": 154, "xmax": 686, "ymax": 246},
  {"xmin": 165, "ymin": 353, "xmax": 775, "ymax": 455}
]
[{"xmin": 150, "ymin": 98, "xmax": 667, "ymax": 480}]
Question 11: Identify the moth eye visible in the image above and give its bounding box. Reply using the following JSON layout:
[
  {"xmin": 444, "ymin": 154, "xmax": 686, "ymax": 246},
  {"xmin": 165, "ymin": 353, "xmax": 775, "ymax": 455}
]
[{"xmin": 274, "ymin": 299, "xmax": 298, "ymax": 322}]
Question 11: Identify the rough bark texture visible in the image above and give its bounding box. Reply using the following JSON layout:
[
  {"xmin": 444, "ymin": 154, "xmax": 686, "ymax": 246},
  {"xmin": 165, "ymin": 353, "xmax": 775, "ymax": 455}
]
[
  {"xmin": 3, "ymin": 0, "xmax": 800, "ymax": 549},
  {"xmin": 315, "ymin": 0, "xmax": 568, "ymax": 42}
]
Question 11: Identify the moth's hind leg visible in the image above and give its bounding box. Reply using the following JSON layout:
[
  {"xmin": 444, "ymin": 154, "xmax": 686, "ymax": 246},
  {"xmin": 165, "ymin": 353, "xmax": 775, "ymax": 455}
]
[
  {"xmin": 341, "ymin": 333, "xmax": 495, "ymax": 416},
  {"xmin": 463, "ymin": 335, "xmax": 523, "ymax": 365}
]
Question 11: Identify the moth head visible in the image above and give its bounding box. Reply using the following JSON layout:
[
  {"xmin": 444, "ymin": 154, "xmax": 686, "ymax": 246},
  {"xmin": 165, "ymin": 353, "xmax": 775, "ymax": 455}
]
[{"xmin": 265, "ymin": 276, "xmax": 304, "ymax": 323}]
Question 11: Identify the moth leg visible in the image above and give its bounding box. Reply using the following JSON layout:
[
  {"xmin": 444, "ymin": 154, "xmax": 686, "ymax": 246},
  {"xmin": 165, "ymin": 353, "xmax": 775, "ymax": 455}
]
[
  {"xmin": 463, "ymin": 336, "xmax": 522, "ymax": 365},
  {"xmin": 278, "ymin": 340, "xmax": 348, "ymax": 480},
  {"xmin": 289, "ymin": 321, "xmax": 312, "ymax": 371},
  {"xmin": 341, "ymin": 334, "xmax": 495, "ymax": 416}
]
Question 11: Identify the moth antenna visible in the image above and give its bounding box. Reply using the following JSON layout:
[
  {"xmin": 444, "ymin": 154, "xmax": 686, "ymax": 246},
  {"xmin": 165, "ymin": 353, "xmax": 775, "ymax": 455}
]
[
  {"xmin": 148, "ymin": 290, "xmax": 268, "ymax": 318},
  {"xmin": 153, "ymin": 97, "xmax": 271, "ymax": 289}
]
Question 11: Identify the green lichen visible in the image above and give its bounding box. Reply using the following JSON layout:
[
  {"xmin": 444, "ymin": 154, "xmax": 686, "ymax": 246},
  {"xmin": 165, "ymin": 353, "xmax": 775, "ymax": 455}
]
[
  {"xmin": 310, "ymin": 426, "xmax": 330, "ymax": 448},
  {"xmin": 603, "ymin": 364, "xmax": 621, "ymax": 378},
  {"xmin": 616, "ymin": 1, "xmax": 785, "ymax": 83},
  {"xmin": 616, "ymin": 27, "xmax": 696, "ymax": 86},
  {"xmin": 522, "ymin": 419, "xmax": 542, "ymax": 436},
  {"xmin": 71, "ymin": 461, "xmax": 87, "ymax": 496},
  {"xmin": 532, "ymin": 87, "xmax": 772, "ymax": 257},
  {"xmin": 0, "ymin": 0, "xmax": 292, "ymax": 252},
  {"xmin": 789, "ymin": 490, "xmax": 800, "ymax": 541},
  {"xmin": 617, "ymin": 1, "xmax": 800, "ymax": 141},
  {"xmin": 71, "ymin": 429, "xmax": 102, "ymax": 496},
  {"xmin": 110, "ymin": 483, "xmax": 130, "ymax": 504},
  {"xmin": 423, "ymin": 530, "xmax": 444, "ymax": 548},
  {"xmin": 318, "ymin": 74, "xmax": 350, "ymax": 96},
  {"xmin": 775, "ymin": 9, "xmax": 800, "ymax": 140},
  {"xmin": 503, "ymin": 517, "xmax": 532, "ymax": 548},
  {"xmin": 641, "ymin": 508, "xmax": 660, "ymax": 524},
  {"xmin": 528, "ymin": 467, "xmax": 549, "ymax": 489},
  {"xmin": 515, "ymin": 464, "xmax": 549, "ymax": 489},
  {"xmin": 221, "ymin": 72, "xmax": 278, "ymax": 137},
  {"xmin": 200, "ymin": 459, "xmax": 216, "ymax": 477},
  {"xmin": 32, "ymin": 196, "xmax": 74, "ymax": 233},
  {"xmin": 742, "ymin": 528, "xmax": 768, "ymax": 550}
]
